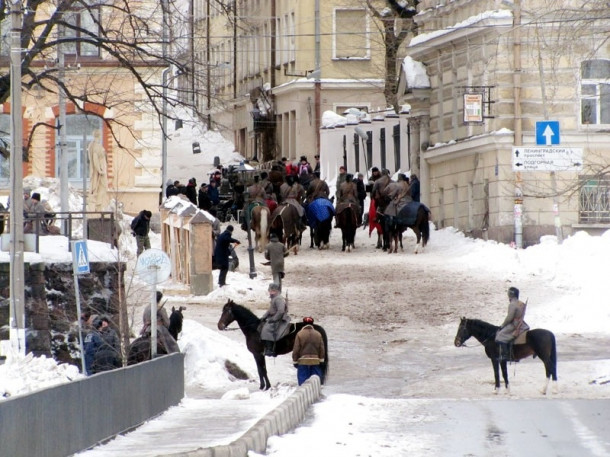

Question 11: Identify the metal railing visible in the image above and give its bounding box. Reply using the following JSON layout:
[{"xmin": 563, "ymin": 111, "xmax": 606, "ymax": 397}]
[
  {"xmin": 0, "ymin": 210, "xmax": 116, "ymax": 253},
  {"xmin": 579, "ymin": 176, "xmax": 610, "ymax": 224}
]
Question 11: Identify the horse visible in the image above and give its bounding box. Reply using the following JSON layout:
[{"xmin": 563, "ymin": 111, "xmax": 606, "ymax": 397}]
[
  {"xmin": 270, "ymin": 203, "xmax": 304, "ymax": 255},
  {"xmin": 305, "ymin": 197, "xmax": 335, "ymax": 249},
  {"xmin": 217, "ymin": 299, "xmax": 329, "ymax": 390},
  {"xmin": 454, "ymin": 317, "xmax": 558, "ymax": 395},
  {"xmin": 251, "ymin": 205, "xmax": 270, "ymax": 253},
  {"xmin": 382, "ymin": 203, "xmax": 430, "ymax": 254},
  {"xmin": 127, "ymin": 306, "xmax": 185, "ymax": 365},
  {"xmin": 335, "ymin": 202, "xmax": 358, "ymax": 252}
]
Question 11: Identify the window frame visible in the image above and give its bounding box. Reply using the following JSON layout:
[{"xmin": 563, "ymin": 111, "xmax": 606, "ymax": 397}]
[
  {"xmin": 55, "ymin": 114, "xmax": 104, "ymax": 182},
  {"xmin": 580, "ymin": 59, "xmax": 610, "ymax": 126},
  {"xmin": 63, "ymin": 6, "xmax": 101, "ymax": 59},
  {"xmin": 332, "ymin": 8, "xmax": 370, "ymax": 61}
]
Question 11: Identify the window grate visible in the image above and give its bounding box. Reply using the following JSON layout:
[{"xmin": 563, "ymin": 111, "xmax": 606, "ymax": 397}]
[{"xmin": 579, "ymin": 176, "xmax": 610, "ymax": 223}]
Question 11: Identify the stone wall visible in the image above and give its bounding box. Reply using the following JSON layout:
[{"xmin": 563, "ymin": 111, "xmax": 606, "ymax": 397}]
[{"xmin": 0, "ymin": 261, "xmax": 126, "ymax": 366}]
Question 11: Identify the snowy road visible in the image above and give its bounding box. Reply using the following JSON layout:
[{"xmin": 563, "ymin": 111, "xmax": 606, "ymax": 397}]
[{"xmin": 81, "ymin": 226, "xmax": 610, "ymax": 456}]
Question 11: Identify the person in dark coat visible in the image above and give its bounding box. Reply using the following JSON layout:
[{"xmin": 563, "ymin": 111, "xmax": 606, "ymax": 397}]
[
  {"xmin": 131, "ymin": 210, "xmax": 152, "ymax": 256},
  {"xmin": 83, "ymin": 317, "xmax": 103, "ymax": 375},
  {"xmin": 207, "ymin": 180, "xmax": 220, "ymax": 206},
  {"xmin": 92, "ymin": 316, "xmax": 122, "ymax": 373},
  {"xmin": 355, "ymin": 173, "xmax": 366, "ymax": 221},
  {"xmin": 410, "ymin": 174, "xmax": 421, "ymax": 202},
  {"xmin": 185, "ymin": 178, "xmax": 198, "ymax": 205},
  {"xmin": 198, "ymin": 183, "xmax": 212, "ymax": 211},
  {"xmin": 213, "ymin": 225, "xmax": 240, "ymax": 287},
  {"xmin": 165, "ymin": 179, "xmax": 180, "ymax": 198},
  {"xmin": 292, "ymin": 316, "xmax": 325, "ymax": 385}
]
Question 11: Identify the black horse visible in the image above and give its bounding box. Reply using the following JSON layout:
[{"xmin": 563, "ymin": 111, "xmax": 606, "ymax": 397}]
[
  {"xmin": 335, "ymin": 203, "xmax": 358, "ymax": 252},
  {"xmin": 381, "ymin": 203, "xmax": 430, "ymax": 254},
  {"xmin": 454, "ymin": 317, "xmax": 558, "ymax": 394},
  {"xmin": 127, "ymin": 306, "xmax": 185, "ymax": 365},
  {"xmin": 305, "ymin": 197, "xmax": 335, "ymax": 249},
  {"xmin": 217, "ymin": 299, "xmax": 329, "ymax": 390}
]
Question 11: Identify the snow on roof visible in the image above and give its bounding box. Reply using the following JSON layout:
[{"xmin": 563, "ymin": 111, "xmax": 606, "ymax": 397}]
[
  {"xmin": 410, "ymin": 9, "xmax": 513, "ymax": 47},
  {"xmin": 402, "ymin": 56, "xmax": 431, "ymax": 89}
]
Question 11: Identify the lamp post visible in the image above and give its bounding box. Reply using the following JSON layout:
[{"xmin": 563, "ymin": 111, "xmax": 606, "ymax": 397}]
[{"xmin": 243, "ymin": 190, "xmax": 257, "ymax": 279}]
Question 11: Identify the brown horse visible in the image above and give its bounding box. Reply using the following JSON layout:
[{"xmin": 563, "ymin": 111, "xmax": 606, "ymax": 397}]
[
  {"xmin": 251, "ymin": 205, "xmax": 270, "ymax": 253},
  {"xmin": 270, "ymin": 203, "xmax": 304, "ymax": 254},
  {"xmin": 217, "ymin": 300, "xmax": 329, "ymax": 390}
]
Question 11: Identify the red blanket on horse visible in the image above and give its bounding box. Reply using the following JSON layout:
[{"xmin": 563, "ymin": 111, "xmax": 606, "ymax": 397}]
[{"xmin": 368, "ymin": 199, "xmax": 383, "ymax": 236}]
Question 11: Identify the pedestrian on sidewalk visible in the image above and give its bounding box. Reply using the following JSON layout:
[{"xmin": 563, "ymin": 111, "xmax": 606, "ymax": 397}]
[{"xmin": 292, "ymin": 317, "xmax": 325, "ymax": 385}]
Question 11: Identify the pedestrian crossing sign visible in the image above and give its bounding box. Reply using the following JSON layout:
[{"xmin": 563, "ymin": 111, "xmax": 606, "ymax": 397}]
[{"xmin": 72, "ymin": 240, "xmax": 90, "ymax": 275}]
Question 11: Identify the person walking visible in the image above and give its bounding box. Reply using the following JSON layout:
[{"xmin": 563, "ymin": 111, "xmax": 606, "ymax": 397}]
[
  {"xmin": 410, "ymin": 174, "xmax": 421, "ymax": 202},
  {"xmin": 213, "ymin": 225, "xmax": 240, "ymax": 287},
  {"xmin": 185, "ymin": 178, "xmax": 198, "ymax": 205},
  {"xmin": 495, "ymin": 287, "xmax": 530, "ymax": 361},
  {"xmin": 198, "ymin": 183, "xmax": 212, "ymax": 211},
  {"xmin": 292, "ymin": 317, "xmax": 325, "ymax": 385},
  {"xmin": 83, "ymin": 317, "xmax": 103, "ymax": 375},
  {"xmin": 131, "ymin": 210, "xmax": 152, "ymax": 256},
  {"xmin": 264, "ymin": 233, "xmax": 289, "ymax": 290},
  {"xmin": 260, "ymin": 283, "xmax": 291, "ymax": 357}
]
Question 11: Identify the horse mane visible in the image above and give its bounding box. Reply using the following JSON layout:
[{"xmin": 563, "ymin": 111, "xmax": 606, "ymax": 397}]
[
  {"xmin": 468, "ymin": 318, "xmax": 499, "ymax": 339},
  {"xmin": 228, "ymin": 300, "xmax": 261, "ymax": 327}
]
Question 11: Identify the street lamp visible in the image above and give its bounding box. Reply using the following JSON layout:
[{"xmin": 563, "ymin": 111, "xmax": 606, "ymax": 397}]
[{"xmin": 243, "ymin": 190, "xmax": 257, "ymax": 279}]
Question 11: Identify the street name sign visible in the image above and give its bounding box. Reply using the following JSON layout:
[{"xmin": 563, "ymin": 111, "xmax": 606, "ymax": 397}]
[{"xmin": 512, "ymin": 147, "xmax": 583, "ymax": 172}]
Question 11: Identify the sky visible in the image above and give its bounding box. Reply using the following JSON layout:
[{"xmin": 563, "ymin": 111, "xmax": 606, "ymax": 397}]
[{"xmin": 1, "ymin": 113, "xmax": 610, "ymax": 455}]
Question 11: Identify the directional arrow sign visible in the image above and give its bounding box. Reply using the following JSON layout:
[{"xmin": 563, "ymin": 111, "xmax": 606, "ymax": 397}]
[
  {"xmin": 536, "ymin": 121, "xmax": 560, "ymax": 145},
  {"xmin": 512, "ymin": 147, "xmax": 583, "ymax": 172}
]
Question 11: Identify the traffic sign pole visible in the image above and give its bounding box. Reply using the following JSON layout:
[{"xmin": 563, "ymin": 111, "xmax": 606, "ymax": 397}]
[{"xmin": 72, "ymin": 240, "xmax": 90, "ymax": 374}]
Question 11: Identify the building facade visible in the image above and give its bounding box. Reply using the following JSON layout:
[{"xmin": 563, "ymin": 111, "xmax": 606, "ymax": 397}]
[{"xmin": 400, "ymin": 0, "xmax": 610, "ymax": 245}]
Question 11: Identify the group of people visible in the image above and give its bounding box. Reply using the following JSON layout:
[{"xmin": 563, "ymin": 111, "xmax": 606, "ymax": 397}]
[
  {"xmin": 21, "ymin": 189, "xmax": 59, "ymax": 235},
  {"xmin": 165, "ymin": 170, "xmax": 222, "ymax": 216}
]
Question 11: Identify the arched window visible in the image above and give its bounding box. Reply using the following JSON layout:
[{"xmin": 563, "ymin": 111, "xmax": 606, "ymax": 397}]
[
  {"xmin": 581, "ymin": 59, "xmax": 610, "ymax": 125},
  {"xmin": 55, "ymin": 114, "xmax": 103, "ymax": 180}
]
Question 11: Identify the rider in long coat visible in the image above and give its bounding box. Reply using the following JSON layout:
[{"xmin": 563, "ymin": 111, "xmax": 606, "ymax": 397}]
[
  {"xmin": 495, "ymin": 287, "xmax": 529, "ymax": 360},
  {"xmin": 384, "ymin": 174, "xmax": 412, "ymax": 217},
  {"xmin": 306, "ymin": 175, "xmax": 330, "ymax": 202},
  {"xmin": 261, "ymin": 283, "xmax": 291, "ymax": 356}
]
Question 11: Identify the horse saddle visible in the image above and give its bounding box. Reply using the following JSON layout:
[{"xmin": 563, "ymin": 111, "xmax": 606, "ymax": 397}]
[{"xmin": 514, "ymin": 330, "xmax": 528, "ymax": 345}]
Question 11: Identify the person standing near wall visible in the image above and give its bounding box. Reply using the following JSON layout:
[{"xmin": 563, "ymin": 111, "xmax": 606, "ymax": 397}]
[{"xmin": 292, "ymin": 317, "xmax": 325, "ymax": 385}]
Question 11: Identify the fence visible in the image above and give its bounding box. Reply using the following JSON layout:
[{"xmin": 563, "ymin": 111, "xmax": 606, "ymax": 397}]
[
  {"xmin": 0, "ymin": 352, "xmax": 184, "ymax": 457},
  {"xmin": 0, "ymin": 210, "xmax": 117, "ymax": 253}
]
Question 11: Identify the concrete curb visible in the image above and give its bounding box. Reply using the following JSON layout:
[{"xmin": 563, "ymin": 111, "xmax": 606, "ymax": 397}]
[{"xmin": 171, "ymin": 375, "xmax": 322, "ymax": 457}]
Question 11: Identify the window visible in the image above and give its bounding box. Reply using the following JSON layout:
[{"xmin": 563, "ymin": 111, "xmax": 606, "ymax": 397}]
[
  {"xmin": 0, "ymin": 114, "xmax": 9, "ymax": 182},
  {"xmin": 579, "ymin": 175, "xmax": 610, "ymax": 224},
  {"xmin": 581, "ymin": 59, "xmax": 610, "ymax": 125},
  {"xmin": 64, "ymin": 8, "xmax": 100, "ymax": 57},
  {"xmin": 55, "ymin": 115, "xmax": 103, "ymax": 180},
  {"xmin": 333, "ymin": 9, "xmax": 369, "ymax": 60}
]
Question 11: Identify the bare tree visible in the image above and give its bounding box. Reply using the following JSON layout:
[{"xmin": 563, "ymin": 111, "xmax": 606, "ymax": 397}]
[{"xmin": 364, "ymin": 0, "xmax": 419, "ymax": 112}]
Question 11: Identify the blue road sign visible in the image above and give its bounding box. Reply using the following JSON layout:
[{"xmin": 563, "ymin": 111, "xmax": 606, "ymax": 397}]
[
  {"xmin": 73, "ymin": 240, "xmax": 90, "ymax": 275},
  {"xmin": 536, "ymin": 121, "xmax": 560, "ymax": 145}
]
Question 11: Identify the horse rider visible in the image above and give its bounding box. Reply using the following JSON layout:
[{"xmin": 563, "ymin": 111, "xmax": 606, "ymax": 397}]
[
  {"xmin": 371, "ymin": 168, "xmax": 392, "ymax": 212},
  {"xmin": 383, "ymin": 174, "xmax": 412, "ymax": 217},
  {"xmin": 141, "ymin": 291, "xmax": 180, "ymax": 353},
  {"xmin": 495, "ymin": 287, "xmax": 529, "ymax": 361},
  {"xmin": 306, "ymin": 172, "xmax": 330, "ymax": 202},
  {"xmin": 338, "ymin": 174, "xmax": 362, "ymax": 225},
  {"xmin": 261, "ymin": 283, "xmax": 291, "ymax": 357},
  {"xmin": 242, "ymin": 175, "xmax": 268, "ymax": 230},
  {"xmin": 279, "ymin": 175, "xmax": 307, "ymax": 230}
]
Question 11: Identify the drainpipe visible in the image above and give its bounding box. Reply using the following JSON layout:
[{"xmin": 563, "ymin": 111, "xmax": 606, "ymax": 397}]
[
  {"xmin": 314, "ymin": 0, "xmax": 321, "ymax": 155},
  {"xmin": 513, "ymin": 0, "xmax": 523, "ymax": 248}
]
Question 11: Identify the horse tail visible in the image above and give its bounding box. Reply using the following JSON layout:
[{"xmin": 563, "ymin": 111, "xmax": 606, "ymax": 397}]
[
  {"xmin": 260, "ymin": 208, "xmax": 269, "ymax": 250},
  {"xmin": 420, "ymin": 206, "xmax": 430, "ymax": 247},
  {"xmin": 549, "ymin": 331, "xmax": 558, "ymax": 381}
]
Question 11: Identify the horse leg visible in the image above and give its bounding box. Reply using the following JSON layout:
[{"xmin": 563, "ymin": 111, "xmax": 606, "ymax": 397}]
[
  {"xmin": 492, "ymin": 358, "xmax": 501, "ymax": 393},
  {"xmin": 414, "ymin": 229, "xmax": 421, "ymax": 254},
  {"xmin": 376, "ymin": 233, "xmax": 382, "ymax": 249},
  {"xmin": 254, "ymin": 353, "xmax": 271, "ymax": 390},
  {"xmin": 500, "ymin": 360, "xmax": 510, "ymax": 393}
]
